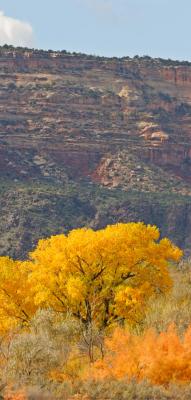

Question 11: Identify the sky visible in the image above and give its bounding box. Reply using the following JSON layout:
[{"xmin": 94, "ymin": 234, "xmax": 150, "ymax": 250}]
[{"xmin": 0, "ymin": 0, "xmax": 190, "ymax": 60}]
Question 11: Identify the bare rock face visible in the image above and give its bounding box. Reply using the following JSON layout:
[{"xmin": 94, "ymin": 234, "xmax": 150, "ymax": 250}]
[{"xmin": 0, "ymin": 46, "xmax": 191, "ymax": 257}]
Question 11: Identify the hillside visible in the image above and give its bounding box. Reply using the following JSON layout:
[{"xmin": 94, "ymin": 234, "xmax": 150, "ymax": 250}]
[{"xmin": 0, "ymin": 46, "xmax": 191, "ymax": 257}]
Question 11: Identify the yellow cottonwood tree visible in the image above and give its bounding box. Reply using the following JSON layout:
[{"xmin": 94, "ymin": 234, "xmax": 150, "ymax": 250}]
[
  {"xmin": 0, "ymin": 257, "xmax": 37, "ymax": 333},
  {"xmin": 28, "ymin": 223, "xmax": 182, "ymax": 329}
]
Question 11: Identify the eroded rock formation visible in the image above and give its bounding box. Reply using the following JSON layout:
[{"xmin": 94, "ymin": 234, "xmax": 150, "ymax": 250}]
[{"xmin": 0, "ymin": 46, "xmax": 191, "ymax": 257}]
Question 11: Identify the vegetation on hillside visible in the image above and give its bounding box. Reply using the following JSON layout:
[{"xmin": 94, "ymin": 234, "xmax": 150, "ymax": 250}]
[
  {"xmin": 1, "ymin": 44, "xmax": 191, "ymax": 66},
  {"xmin": 0, "ymin": 179, "xmax": 190, "ymax": 260}
]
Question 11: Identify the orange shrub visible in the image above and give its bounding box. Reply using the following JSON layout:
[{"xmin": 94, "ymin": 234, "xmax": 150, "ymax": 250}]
[
  {"xmin": 89, "ymin": 324, "xmax": 191, "ymax": 385},
  {"xmin": 4, "ymin": 389, "xmax": 27, "ymax": 400}
]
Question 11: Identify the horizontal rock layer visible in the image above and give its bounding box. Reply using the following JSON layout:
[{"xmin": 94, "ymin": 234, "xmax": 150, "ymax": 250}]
[{"xmin": 0, "ymin": 47, "xmax": 191, "ymax": 257}]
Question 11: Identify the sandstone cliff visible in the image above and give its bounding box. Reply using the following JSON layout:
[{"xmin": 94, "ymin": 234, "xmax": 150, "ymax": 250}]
[{"xmin": 0, "ymin": 46, "xmax": 191, "ymax": 257}]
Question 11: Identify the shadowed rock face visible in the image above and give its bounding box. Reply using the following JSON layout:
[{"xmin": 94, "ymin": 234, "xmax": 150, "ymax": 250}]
[{"xmin": 0, "ymin": 46, "xmax": 191, "ymax": 257}]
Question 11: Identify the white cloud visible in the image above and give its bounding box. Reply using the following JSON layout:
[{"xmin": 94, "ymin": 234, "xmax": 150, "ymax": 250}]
[{"xmin": 0, "ymin": 11, "xmax": 34, "ymax": 48}]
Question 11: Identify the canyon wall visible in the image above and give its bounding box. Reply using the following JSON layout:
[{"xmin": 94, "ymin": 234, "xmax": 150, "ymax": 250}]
[{"xmin": 0, "ymin": 47, "xmax": 191, "ymax": 257}]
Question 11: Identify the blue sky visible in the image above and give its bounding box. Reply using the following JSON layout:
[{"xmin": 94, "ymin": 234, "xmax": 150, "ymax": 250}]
[{"xmin": 0, "ymin": 0, "xmax": 190, "ymax": 60}]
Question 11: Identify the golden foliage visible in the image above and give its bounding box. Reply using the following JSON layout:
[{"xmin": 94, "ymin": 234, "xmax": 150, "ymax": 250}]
[
  {"xmin": 0, "ymin": 257, "xmax": 36, "ymax": 333},
  {"xmin": 27, "ymin": 223, "xmax": 181, "ymax": 329}
]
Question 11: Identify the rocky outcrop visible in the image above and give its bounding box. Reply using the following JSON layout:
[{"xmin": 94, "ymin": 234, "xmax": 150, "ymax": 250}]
[{"xmin": 0, "ymin": 46, "xmax": 191, "ymax": 256}]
